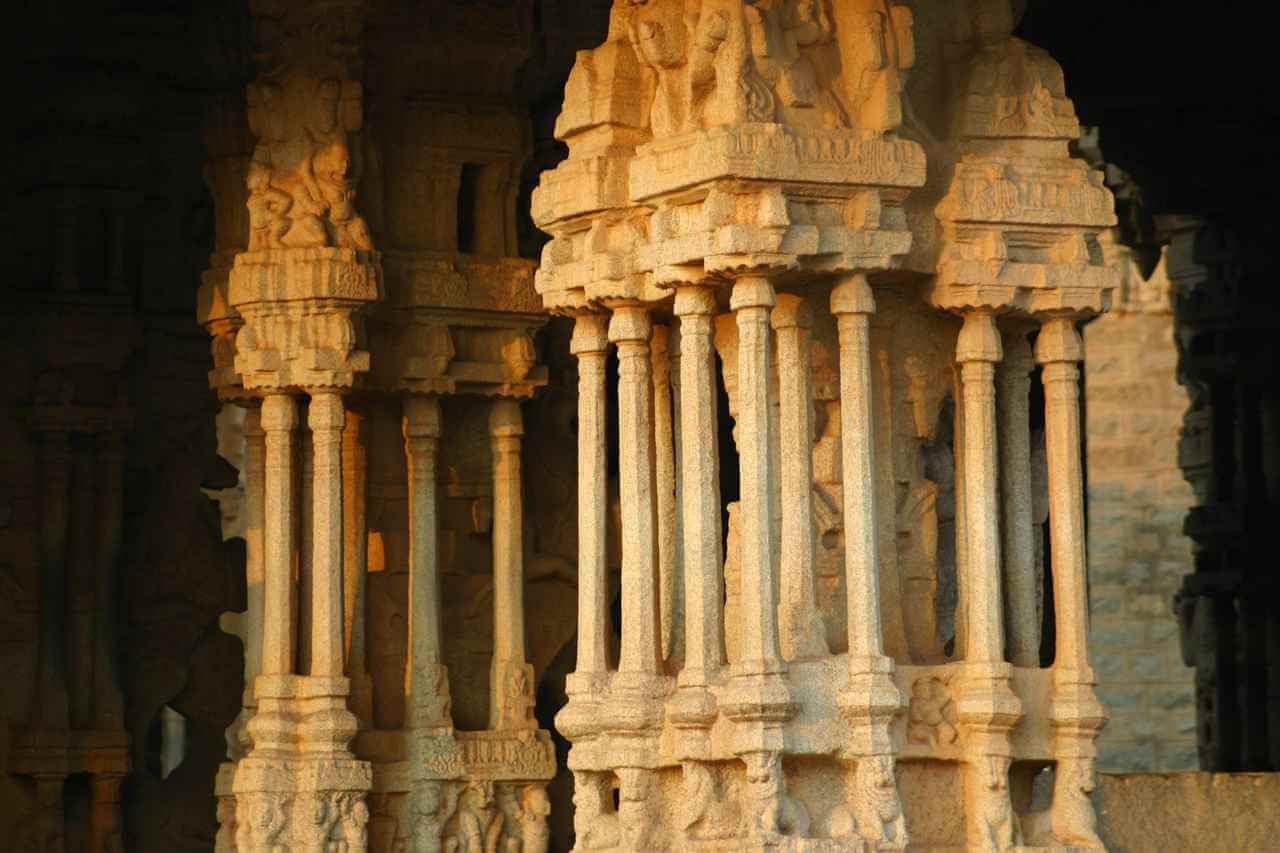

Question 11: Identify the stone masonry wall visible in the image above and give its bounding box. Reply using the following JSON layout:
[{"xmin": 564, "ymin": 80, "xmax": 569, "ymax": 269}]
[{"xmin": 1085, "ymin": 248, "xmax": 1197, "ymax": 771}]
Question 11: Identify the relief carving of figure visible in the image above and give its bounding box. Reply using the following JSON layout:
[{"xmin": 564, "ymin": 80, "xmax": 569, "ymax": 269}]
[
  {"xmin": 907, "ymin": 677, "xmax": 958, "ymax": 747},
  {"xmin": 616, "ymin": 768, "xmax": 661, "ymax": 850},
  {"xmin": 337, "ymin": 792, "xmax": 370, "ymax": 852},
  {"xmin": 408, "ymin": 781, "xmax": 460, "ymax": 853},
  {"xmin": 294, "ymin": 792, "xmax": 339, "ymax": 851},
  {"xmin": 244, "ymin": 4, "xmax": 374, "ymax": 252},
  {"xmin": 855, "ymin": 755, "xmax": 908, "ymax": 850},
  {"xmin": 742, "ymin": 751, "xmax": 809, "ymax": 839},
  {"xmin": 239, "ymin": 793, "xmax": 289, "ymax": 853},
  {"xmin": 1018, "ymin": 758, "xmax": 1104, "ymax": 850},
  {"xmin": 829, "ymin": 755, "xmax": 907, "ymax": 850},
  {"xmin": 500, "ymin": 785, "xmax": 550, "ymax": 853},
  {"xmin": 679, "ymin": 761, "xmax": 740, "ymax": 841},
  {"xmin": 970, "ymin": 756, "xmax": 1016, "ymax": 852},
  {"xmin": 572, "ymin": 771, "xmax": 619, "ymax": 850},
  {"xmin": 452, "ymin": 782, "xmax": 503, "ymax": 853}
]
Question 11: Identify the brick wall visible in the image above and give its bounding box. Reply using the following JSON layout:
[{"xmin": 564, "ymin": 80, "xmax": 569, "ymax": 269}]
[{"xmin": 1084, "ymin": 248, "xmax": 1198, "ymax": 771}]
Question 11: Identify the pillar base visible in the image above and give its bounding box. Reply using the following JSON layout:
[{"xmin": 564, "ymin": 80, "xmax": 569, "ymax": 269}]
[{"xmin": 235, "ymin": 675, "xmax": 371, "ymax": 852}]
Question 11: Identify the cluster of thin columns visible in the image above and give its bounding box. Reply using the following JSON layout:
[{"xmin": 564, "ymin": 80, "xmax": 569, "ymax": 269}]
[
  {"xmin": 567, "ymin": 280, "xmax": 1095, "ymax": 736},
  {"xmin": 237, "ymin": 390, "xmax": 533, "ymax": 736},
  {"xmin": 26, "ymin": 425, "xmax": 128, "ymax": 853},
  {"xmin": 570, "ymin": 274, "xmax": 899, "ymax": 697}
]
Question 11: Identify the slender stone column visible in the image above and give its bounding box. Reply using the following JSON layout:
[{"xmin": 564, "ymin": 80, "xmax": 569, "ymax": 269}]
[
  {"xmin": 261, "ymin": 393, "xmax": 297, "ymax": 677},
  {"xmin": 831, "ymin": 275, "xmax": 908, "ymax": 849},
  {"xmin": 404, "ymin": 396, "xmax": 449, "ymax": 729},
  {"xmin": 570, "ymin": 315, "xmax": 611, "ymax": 682},
  {"xmin": 773, "ymin": 294, "xmax": 828, "ymax": 661},
  {"xmin": 674, "ymin": 287, "xmax": 724, "ymax": 688},
  {"xmin": 343, "ymin": 408, "xmax": 373, "ymax": 725},
  {"xmin": 610, "ymin": 306, "xmax": 662, "ymax": 681},
  {"xmin": 730, "ymin": 277, "xmax": 784, "ymax": 677},
  {"xmin": 242, "ymin": 408, "xmax": 266, "ymax": 703},
  {"xmin": 956, "ymin": 310, "xmax": 1005, "ymax": 665},
  {"xmin": 309, "ymin": 391, "xmax": 346, "ymax": 678},
  {"xmin": 89, "ymin": 773, "xmax": 124, "ymax": 853},
  {"xmin": 954, "ymin": 310, "xmax": 1021, "ymax": 853},
  {"xmin": 652, "ymin": 325, "xmax": 680, "ymax": 666},
  {"xmin": 669, "ymin": 287, "xmax": 723, "ymax": 771},
  {"xmin": 33, "ymin": 429, "xmax": 71, "ymax": 729},
  {"xmin": 298, "ymin": 414, "xmax": 314, "ymax": 672},
  {"xmin": 999, "ymin": 328, "xmax": 1039, "ymax": 667},
  {"xmin": 1036, "ymin": 316, "xmax": 1105, "ymax": 847},
  {"xmin": 92, "ymin": 432, "xmax": 126, "ymax": 730},
  {"xmin": 668, "ymin": 322, "xmax": 685, "ymax": 667},
  {"xmin": 1035, "ymin": 319, "xmax": 1090, "ymax": 674},
  {"xmin": 832, "ymin": 276, "xmax": 887, "ymax": 664},
  {"xmin": 490, "ymin": 398, "xmax": 535, "ymax": 729},
  {"xmin": 953, "ymin": 364, "xmax": 969, "ymax": 658}
]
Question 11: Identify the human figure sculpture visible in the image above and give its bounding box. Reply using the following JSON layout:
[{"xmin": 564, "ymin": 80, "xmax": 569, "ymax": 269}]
[
  {"xmin": 338, "ymin": 793, "xmax": 370, "ymax": 852},
  {"xmin": 453, "ymin": 782, "xmax": 502, "ymax": 853},
  {"xmin": 501, "ymin": 785, "xmax": 550, "ymax": 853},
  {"xmin": 409, "ymin": 781, "xmax": 460, "ymax": 853}
]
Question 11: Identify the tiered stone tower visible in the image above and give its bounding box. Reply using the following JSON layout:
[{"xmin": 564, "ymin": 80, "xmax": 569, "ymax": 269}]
[
  {"xmin": 198, "ymin": 1, "xmax": 556, "ymax": 849},
  {"xmin": 534, "ymin": 0, "xmax": 1117, "ymax": 850}
]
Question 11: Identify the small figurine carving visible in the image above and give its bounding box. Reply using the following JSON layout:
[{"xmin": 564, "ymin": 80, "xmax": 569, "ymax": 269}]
[
  {"xmin": 970, "ymin": 755, "xmax": 1016, "ymax": 852},
  {"xmin": 907, "ymin": 677, "xmax": 959, "ymax": 746},
  {"xmin": 572, "ymin": 771, "xmax": 619, "ymax": 850},
  {"xmin": 617, "ymin": 768, "xmax": 661, "ymax": 850},
  {"xmin": 452, "ymin": 782, "xmax": 503, "ymax": 853},
  {"xmin": 409, "ymin": 781, "xmax": 460, "ymax": 853},
  {"xmin": 337, "ymin": 792, "xmax": 370, "ymax": 852},
  {"xmin": 501, "ymin": 784, "xmax": 551, "ymax": 853},
  {"xmin": 856, "ymin": 755, "xmax": 908, "ymax": 849},
  {"xmin": 743, "ymin": 751, "xmax": 809, "ymax": 839},
  {"xmin": 1021, "ymin": 758, "xmax": 1103, "ymax": 849},
  {"xmin": 679, "ymin": 761, "xmax": 740, "ymax": 842},
  {"xmin": 239, "ymin": 792, "xmax": 289, "ymax": 852}
]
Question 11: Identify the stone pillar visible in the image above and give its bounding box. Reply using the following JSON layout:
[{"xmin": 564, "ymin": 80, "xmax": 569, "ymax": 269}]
[
  {"xmin": 298, "ymin": 412, "xmax": 314, "ymax": 674},
  {"xmin": 652, "ymin": 325, "xmax": 681, "ymax": 666},
  {"xmin": 241, "ymin": 407, "xmax": 266, "ymax": 732},
  {"xmin": 673, "ymin": 286, "xmax": 725, "ymax": 691},
  {"xmin": 260, "ymin": 393, "xmax": 297, "ymax": 677},
  {"xmin": 609, "ymin": 306, "xmax": 662, "ymax": 682},
  {"xmin": 998, "ymin": 328, "xmax": 1039, "ymax": 667},
  {"xmin": 308, "ymin": 391, "xmax": 346, "ymax": 679},
  {"xmin": 669, "ymin": 286, "xmax": 723, "ymax": 779},
  {"xmin": 772, "ymin": 294, "xmax": 828, "ymax": 661},
  {"xmin": 404, "ymin": 396, "xmax": 450, "ymax": 730},
  {"xmin": 729, "ymin": 276, "xmax": 784, "ymax": 677},
  {"xmin": 91, "ymin": 431, "xmax": 126, "ymax": 731},
  {"xmin": 954, "ymin": 310, "xmax": 1021, "ymax": 852},
  {"xmin": 723, "ymin": 275, "xmax": 796, "ymax": 842},
  {"xmin": 1037, "ymin": 317, "xmax": 1105, "ymax": 847},
  {"xmin": 490, "ymin": 398, "xmax": 535, "ymax": 730},
  {"xmin": 568, "ymin": 314, "xmax": 611, "ymax": 683},
  {"xmin": 33, "ymin": 429, "xmax": 72, "ymax": 730},
  {"xmin": 830, "ymin": 275, "xmax": 908, "ymax": 849},
  {"xmin": 343, "ymin": 408, "xmax": 373, "ymax": 725},
  {"xmin": 956, "ymin": 311, "xmax": 1005, "ymax": 665},
  {"xmin": 89, "ymin": 773, "xmax": 124, "ymax": 853}
]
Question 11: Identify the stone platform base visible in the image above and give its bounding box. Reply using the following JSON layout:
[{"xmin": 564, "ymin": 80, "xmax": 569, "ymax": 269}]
[{"xmin": 1096, "ymin": 772, "xmax": 1280, "ymax": 852}]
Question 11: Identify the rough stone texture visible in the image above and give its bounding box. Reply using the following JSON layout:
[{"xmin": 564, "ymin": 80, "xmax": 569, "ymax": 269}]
[
  {"xmin": 1095, "ymin": 772, "xmax": 1280, "ymax": 852},
  {"xmin": 1084, "ymin": 249, "xmax": 1197, "ymax": 772}
]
